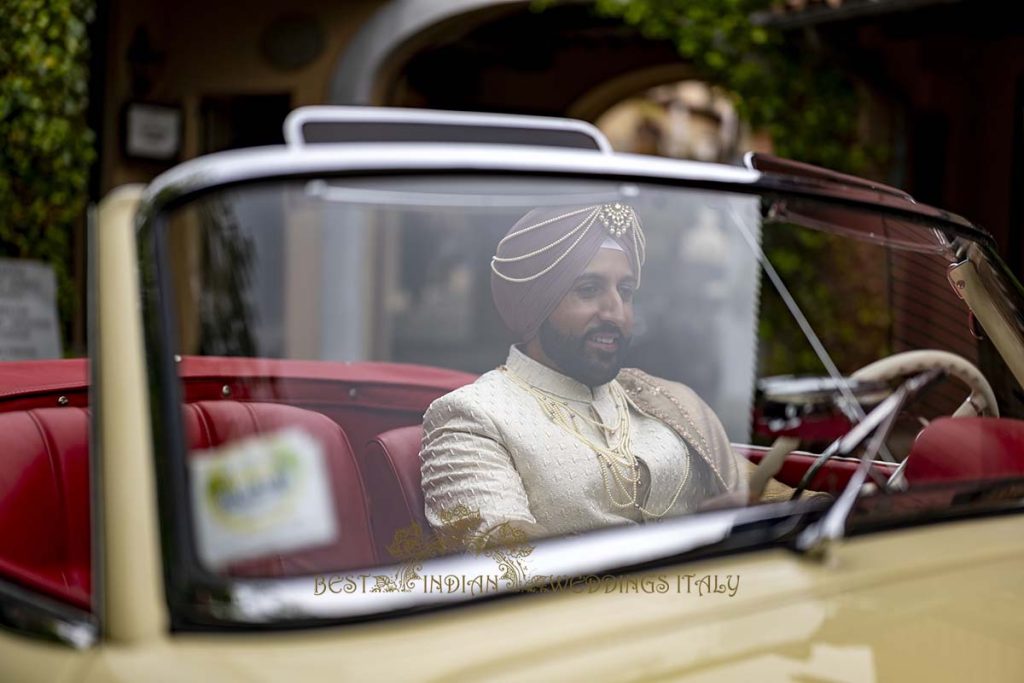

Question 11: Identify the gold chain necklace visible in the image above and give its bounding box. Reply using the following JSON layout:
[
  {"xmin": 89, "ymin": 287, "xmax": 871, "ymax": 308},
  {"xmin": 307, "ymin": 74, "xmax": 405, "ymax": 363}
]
[{"xmin": 500, "ymin": 366, "xmax": 690, "ymax": 518}]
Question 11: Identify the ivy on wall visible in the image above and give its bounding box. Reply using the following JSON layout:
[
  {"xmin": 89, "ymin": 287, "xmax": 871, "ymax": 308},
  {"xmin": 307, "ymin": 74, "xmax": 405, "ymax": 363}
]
[
  {"xmin": 552, "ymin": 0, "xmax": 874, "ymax": 174},
  {"xmin": 0, "ymin": 0, "xmax": 96, "ymax": 348}
]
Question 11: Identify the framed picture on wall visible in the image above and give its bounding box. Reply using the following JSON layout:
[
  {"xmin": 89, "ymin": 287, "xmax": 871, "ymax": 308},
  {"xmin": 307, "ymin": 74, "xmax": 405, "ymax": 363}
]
[{"xmin": 123, "ymin": 102, "xmax": 182, "ymax": 161}]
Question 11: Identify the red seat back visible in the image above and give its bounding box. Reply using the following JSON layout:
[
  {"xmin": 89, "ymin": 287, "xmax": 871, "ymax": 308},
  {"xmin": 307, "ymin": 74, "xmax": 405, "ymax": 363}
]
[
  {"xmin": 0, "ymin": 400, "xmax": 378, "ymax": 610},
  {"xmin": 0, "ymin": 407, "xmax": 91, "ymax": 609},
  {"xmin": 905, "ymin": 417, "xmax": 1024, "ymax": 484},
  {"xmin": 176, "ymin": 357, "xmax": 475, "ymax": 474},
  {"xmin": 361, "ymin": 425, "xmax": 428, "ymax": 561},
  {"xmin": 183, "ymin": 401, "xmax": 377, "ymax": 574}
]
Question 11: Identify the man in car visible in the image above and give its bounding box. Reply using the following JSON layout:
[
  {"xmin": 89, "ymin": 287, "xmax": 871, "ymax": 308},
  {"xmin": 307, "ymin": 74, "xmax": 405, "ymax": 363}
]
[{"xmin": 419, "ymin": 203, "xmax": 801, "ymax": 546}]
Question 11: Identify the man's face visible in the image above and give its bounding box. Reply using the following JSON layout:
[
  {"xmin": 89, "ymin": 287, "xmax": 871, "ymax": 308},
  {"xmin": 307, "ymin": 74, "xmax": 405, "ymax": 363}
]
[{"xmin": 535, "ymin": 248, "xmax": 636, "ymax": 387}]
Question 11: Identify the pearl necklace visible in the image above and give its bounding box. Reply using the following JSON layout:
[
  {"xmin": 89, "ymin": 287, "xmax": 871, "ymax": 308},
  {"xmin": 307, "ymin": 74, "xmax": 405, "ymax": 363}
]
[{"xmin": 500, "ymin": 367, "xmax": 690, "ymax": 518}]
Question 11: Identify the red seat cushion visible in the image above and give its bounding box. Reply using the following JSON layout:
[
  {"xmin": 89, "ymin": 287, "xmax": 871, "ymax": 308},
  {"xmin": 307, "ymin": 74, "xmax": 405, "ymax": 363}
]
[
  {"xmin": 183, "ymin": 401, "xmax": 377, "ymax": 575},
  {"xmin": 362, "ymin": 425, "xmax": 428, "ymax": 561},
  {"xmin": 905, "ymin": 417, "xmax": 1024, "ymax": 484}
]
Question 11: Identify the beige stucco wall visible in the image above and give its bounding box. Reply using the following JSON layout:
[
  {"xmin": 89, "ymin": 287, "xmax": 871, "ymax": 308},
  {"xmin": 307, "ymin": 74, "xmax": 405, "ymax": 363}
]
[{"xmin": 100, "ymin": 0, "xmax": 387, "ymax": 193}]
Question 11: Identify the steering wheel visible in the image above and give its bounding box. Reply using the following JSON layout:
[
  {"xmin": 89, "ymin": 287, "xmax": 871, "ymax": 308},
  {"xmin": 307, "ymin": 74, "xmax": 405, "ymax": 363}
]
[
  {"xmin": 749, "ymin": 349, "xmax": 998, "ymax": 501},
  {"xmin": 850, "ymin": 349, "xmax": 998, "ymax": 419}
]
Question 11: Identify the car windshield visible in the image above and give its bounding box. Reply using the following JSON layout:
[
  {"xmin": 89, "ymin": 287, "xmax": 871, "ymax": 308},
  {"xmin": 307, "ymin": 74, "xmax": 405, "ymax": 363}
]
[{"xmin": 146, "ymin": 168, "xmax": 1024, "ymax": 624}]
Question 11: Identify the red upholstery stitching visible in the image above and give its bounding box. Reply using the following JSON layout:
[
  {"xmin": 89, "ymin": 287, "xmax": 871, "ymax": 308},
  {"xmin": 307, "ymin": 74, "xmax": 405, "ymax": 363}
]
[
  {"xmin": 341, "ymin": 423, "xmax": 377, "ymax": 564},
  {"xmin": 192, "ymin": 403, "xmax": 213, "ymax": 448},
  {"xmin": 241, "ymin": 401, "xmax": 261, "ymax": 433},
  {"xmin": 377, "ymin": 428, "xmax": 420, "ymax": 523}
]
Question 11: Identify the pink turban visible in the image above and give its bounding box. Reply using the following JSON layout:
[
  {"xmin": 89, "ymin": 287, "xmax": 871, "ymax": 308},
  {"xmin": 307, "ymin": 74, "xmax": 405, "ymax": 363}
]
[{"xmin": 490, "ymin": 203, "xmax": 646, "ymax": 341}]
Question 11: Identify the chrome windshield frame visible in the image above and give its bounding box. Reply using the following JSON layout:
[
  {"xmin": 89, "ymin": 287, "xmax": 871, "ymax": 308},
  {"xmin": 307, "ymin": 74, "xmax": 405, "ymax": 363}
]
[{"xmin": 136, "ymin": 143, "xmax": 983, "ymax": 240}]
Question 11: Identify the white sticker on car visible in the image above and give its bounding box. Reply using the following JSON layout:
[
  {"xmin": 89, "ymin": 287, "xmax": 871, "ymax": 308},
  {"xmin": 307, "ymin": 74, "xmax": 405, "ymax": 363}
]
[{"xmin": 189, "ymin": 427, "xmax": 338, "ymax": 570}]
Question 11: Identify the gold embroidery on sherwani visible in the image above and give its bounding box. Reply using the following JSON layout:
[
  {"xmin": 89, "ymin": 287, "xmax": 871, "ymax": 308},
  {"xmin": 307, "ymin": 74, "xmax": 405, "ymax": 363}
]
[
  {"xmin": 619, "ymin": 368, "xmax": 830, "ymax": 504},
  {"xmin": 500, "ymin": 365, "xmax": 692, "ymax": 518},
  {"xmin": 616, "ymin": 369, "xmax": 729, "ymax": 491}
]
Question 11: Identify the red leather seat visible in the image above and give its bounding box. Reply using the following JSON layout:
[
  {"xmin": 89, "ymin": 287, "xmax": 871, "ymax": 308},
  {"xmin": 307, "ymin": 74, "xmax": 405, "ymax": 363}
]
[
  {"xmin": 904, "ymin": 417, "xmax": 1024, "ymax": 484},
  {"xmin": 0, "ymin": 400, "xmax": 377, "ymax": 609},
  {"xmin": 176, "ymin": 356, "xmax": 475, "ymax": 473},
  {"xmin": 0, "ymin": 407, "xmax": 91, "ymax": 609},
  {"xmin": 361, "ymin": 425, "xmax": 428, "ymax": 561},
  {"xmin": 183, "ymin": 401, "xmax": 377, "ymax": 575}
]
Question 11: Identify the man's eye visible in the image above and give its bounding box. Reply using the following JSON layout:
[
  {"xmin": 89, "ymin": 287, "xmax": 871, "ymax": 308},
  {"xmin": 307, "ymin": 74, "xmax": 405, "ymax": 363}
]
[
  {"xmin": 576, "ymin": 285, "xmax": 599, "ymax": 298},
  {"xmin": 619, "ymin": 287, "xmax": 635, "ymax": 301}
]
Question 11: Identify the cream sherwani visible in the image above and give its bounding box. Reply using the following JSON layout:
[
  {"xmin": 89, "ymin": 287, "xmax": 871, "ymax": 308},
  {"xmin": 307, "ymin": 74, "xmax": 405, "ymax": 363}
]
[{"xmin": 420, "ymin": 346, "xmax": 742, "ymax": 542}]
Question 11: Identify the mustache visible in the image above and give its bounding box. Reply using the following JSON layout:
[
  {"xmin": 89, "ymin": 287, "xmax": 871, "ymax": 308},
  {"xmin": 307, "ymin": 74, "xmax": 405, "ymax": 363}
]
[{"xmin": 585, "ymin": 323, "xmax": 626, "ymax": 339}]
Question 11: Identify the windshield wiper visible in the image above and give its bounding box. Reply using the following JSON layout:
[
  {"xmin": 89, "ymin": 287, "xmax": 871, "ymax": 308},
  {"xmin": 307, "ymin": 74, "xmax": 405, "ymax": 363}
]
[
  {"xmin": 794, "ymin": 368, "xmax": 943, "ymax": 558},
  {"xmin": 791, "ymin": 367, "xmax": 946, "ymax": 499}
]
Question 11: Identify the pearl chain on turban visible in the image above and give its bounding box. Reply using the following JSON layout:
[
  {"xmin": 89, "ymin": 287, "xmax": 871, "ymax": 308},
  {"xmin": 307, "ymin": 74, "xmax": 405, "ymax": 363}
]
[{"xmin": 490, "ymin": 203, "xmax": 646, "ymax": 341}]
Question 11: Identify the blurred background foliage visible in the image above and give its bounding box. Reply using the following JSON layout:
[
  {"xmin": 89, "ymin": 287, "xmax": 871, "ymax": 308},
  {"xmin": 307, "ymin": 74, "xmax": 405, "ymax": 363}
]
[
  {"xmin": 758, "ymin": 216, "xmax": 892, "ymax": 376},
  {"xmin": 588, "ymin": 0, "xmax": 875, "ymax": 174},
  {"xmin": 0, "ymin": 0, "xmax": 96, "ymax": 348}
]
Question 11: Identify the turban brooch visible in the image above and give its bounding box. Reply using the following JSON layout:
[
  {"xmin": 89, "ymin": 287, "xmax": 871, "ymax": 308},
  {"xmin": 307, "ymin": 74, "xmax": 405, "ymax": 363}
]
[{"xmin": 490, "ymin": 203, "xmax": 646, "ymax": 341}]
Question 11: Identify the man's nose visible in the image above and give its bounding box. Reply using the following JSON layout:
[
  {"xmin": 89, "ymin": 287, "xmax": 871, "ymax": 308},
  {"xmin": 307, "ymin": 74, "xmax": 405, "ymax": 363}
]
[{"xmin": 598, "ymin": 291, "xmax": 627, "ymax": 325}]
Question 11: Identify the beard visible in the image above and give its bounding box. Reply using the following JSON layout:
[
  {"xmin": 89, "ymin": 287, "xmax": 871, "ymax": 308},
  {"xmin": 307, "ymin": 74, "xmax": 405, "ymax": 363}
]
[{"xmin": 538, "ymin": 320, "xmax": 631, "ymax": 387}]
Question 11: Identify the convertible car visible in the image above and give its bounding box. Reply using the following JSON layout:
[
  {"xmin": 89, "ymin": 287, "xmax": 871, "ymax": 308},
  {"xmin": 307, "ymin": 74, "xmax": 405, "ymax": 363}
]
[{"xmin": 2, "ymin": 107, "xmax": 1024, "ymax": 681}]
